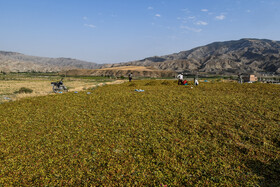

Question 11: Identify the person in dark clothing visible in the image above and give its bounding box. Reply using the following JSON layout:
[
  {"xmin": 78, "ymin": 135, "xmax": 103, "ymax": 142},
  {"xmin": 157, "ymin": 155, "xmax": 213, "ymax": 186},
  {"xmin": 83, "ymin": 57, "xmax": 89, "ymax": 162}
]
[{"xmin": 128, "ymin": 73, "xmax": 133, "ymax": 82}]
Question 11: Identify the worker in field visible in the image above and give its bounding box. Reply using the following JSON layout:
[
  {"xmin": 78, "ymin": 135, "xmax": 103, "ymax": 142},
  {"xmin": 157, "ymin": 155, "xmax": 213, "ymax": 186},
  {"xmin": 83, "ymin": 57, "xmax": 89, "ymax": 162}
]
[
  {"xmin": 195, "ymin": 79, "xmax": 199, "ymax": 86},
  {"xmin": 177, "ymin": 73, "xmax": 183, "ymax": 85},
  {"xmin": 128, "ymin": 72, "xmax": 133, "ymax": 82},
  {"xmin": 238, "ymin": 74, "xmax": 243, "ymax": 84}
]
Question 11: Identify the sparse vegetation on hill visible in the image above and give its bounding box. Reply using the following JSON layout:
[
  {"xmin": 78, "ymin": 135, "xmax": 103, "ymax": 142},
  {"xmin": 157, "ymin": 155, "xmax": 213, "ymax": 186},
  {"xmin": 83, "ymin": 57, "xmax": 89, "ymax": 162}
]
[
  {"xmin": 1, "ymin": 38, "xmax": 280, "ymax": 75},
  {"xmin": 0, "ymin": 80, "xmax": 279, "ymax": 186},
  {"xmin": 0, "ymin": 51, "xmax": 102, "ymax": 73},
  {"xmin": 104, "ymin": 38, "xmax": 280, "ymax": 75}
]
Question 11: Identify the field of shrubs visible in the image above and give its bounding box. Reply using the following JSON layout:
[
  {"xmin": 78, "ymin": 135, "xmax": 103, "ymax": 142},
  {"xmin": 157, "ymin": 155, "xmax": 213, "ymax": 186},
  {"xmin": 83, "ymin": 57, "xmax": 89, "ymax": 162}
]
[{"xmin": 0, "ymin": 80, "xmax": 279, "ymax": 186}]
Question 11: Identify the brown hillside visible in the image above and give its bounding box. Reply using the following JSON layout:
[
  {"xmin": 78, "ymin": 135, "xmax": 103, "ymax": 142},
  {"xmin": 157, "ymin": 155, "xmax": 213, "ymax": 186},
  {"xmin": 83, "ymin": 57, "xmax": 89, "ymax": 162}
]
[
  {"xmin": 102, "ymin": 38, "xmax": 280, "ymax": 75},
  {"xmin": 63, "ymin": 66, "xmax": 176, "ymax": 78}
]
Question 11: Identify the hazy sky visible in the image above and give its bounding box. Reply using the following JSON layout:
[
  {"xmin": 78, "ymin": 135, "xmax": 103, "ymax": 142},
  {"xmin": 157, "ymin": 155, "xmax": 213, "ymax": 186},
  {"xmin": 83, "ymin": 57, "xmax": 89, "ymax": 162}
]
[{"xmin": 0, "ymin": 0, "xmax": 279, "ymax": 63}]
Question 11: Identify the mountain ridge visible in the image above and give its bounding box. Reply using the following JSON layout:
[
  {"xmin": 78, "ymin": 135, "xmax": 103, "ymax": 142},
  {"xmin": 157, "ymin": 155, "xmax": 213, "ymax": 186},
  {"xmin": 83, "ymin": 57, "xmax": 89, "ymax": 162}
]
[
  {"xmin": 1, "ymin": 38, "xmax": 280, "ymax": 75},
  {"xmin": 0, "ymin": 51, "xmax": 102, "ymax": 72},
  {"xmin": 103, "ymin": 38, "xmax": 280, "ymax": 75}
]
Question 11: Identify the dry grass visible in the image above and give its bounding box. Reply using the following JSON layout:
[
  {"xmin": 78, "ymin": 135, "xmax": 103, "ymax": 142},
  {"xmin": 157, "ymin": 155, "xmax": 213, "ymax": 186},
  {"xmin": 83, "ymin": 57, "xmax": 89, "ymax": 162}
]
[
  {"xmin": 66, "ymin": 80, "xmax": 126, "ymax": 92},
  {"xmin": 0, "ymin": 78, "xmax": 125, "ymax": 102},
  {"xmin": 0, "ymin": 80, "xmax": 52, "ymax": 101}
]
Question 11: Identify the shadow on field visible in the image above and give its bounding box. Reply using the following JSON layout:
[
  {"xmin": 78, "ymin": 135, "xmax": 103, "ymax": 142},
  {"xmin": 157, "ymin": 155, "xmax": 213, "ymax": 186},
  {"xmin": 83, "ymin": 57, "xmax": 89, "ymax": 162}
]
[{"xmin": 246, "ymin": 158, "xmax": 280, "ymax": 186}]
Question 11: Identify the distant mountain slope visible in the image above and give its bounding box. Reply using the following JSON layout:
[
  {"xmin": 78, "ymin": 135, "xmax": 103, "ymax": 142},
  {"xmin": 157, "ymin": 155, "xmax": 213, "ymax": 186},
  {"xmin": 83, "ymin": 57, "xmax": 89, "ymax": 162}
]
[
  {"xmin": 1, "ymin": 38, "xmax": 280, "ymax": 75},
  {"xmin": 63, "ymin": 66, "xmax": 175, "ymax": 78},
  {"xmin": 0, "ymin": 51, "xmax": 102, "ymax": 72},
  {"xmin": 103, "ymin": 38, "xmax": 280, "ymax": 75}
]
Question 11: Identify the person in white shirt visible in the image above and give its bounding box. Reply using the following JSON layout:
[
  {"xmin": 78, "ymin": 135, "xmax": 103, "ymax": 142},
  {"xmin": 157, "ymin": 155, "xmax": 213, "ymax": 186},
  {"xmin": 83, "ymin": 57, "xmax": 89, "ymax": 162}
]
[
  {"xmin": 177, "ymin": 73, "xmax": 183, "ymax": 85},
  {"xmin": 195, "ymin": 79, "xmax": 199, "ymax": 86}
]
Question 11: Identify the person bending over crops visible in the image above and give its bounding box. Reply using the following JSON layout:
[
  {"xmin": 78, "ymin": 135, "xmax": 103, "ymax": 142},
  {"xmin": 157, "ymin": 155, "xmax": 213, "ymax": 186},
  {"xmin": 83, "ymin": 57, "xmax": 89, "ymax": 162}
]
[
  {"xmin": 195, "ymin": 79, "xmax": 199, "ymax": 86},
  {"xmin": 177, "ymin": 73, "xmax": 183, "ymax": 85}
]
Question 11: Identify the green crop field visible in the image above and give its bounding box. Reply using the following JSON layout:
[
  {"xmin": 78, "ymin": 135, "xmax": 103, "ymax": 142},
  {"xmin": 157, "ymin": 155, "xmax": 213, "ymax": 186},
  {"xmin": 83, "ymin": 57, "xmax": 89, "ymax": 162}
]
[{"xmin": 0, "ymin": 80, "xmax": 279, "ymax": 186}]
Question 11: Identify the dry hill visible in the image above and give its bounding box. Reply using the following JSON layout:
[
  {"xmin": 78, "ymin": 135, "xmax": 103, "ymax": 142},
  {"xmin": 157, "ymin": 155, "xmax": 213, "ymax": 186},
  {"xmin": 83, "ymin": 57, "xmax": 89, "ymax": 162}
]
[
  {"xmin": 1, "ymin": 38, "xmax": 280, "ymax": 75},
  {"xmin": 63, "ymin": 66, "xmax": 176, "ymax": 78},
  {"xmin": 0, "ymin": 51, "xmax": 102, "ymax": 72},
  {"xmin": 103, "ymin": 38, "xmax": 280, "ymax": 75}
]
